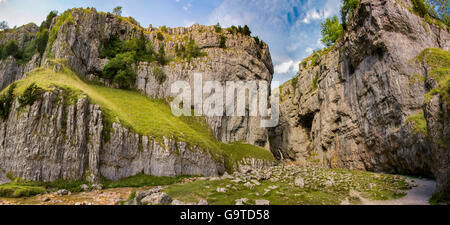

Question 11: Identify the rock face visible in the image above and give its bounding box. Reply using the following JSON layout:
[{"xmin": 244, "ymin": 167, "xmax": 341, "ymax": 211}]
[
  {"xmin": 0, "ymin": 24, "xmax": 42, "ymax": 90},
  {"xmin": 272, "ymin": 0, "xmax": 449, "ymax": 191},
  {"xmin": 0, "ymin": 8, "xmax": 274, "ymax": 182},
  {"xmin": 0, "ymin": 88, "xmax": 224, "ymax": 182},
  {"xmin": 46, "ymin": 8, "xmax": 274, "ymax": 148}
]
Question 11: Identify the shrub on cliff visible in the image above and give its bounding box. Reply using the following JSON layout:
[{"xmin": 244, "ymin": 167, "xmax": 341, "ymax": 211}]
[
  {"xmin": 0, "ymin": 83, "xmax": 16, "ymax": 120},
  {"xmin": 340, "ymin": 0, "xmax": 359, "ymax": 29},
  {"xmin": 320, "ymin": 15, "xmax": 343, "ymax": 47},
  {"xmin": 102, "ymin": 52, "xmax": 136, "ymax": 89},
  {"xmin": 153, "ymin": 66, "xmax": 166, "ymax": 84},
  {"xmin": 18, "ymin": 83, "xmax": 44, "ymax": 107}
]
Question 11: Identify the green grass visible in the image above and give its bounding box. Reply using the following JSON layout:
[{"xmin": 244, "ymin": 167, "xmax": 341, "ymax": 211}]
[
  {"xmin": 0, "ymin": 183, "xmax": 46, "ymax": 198},
  {"xmin": 102, "ymin": 174, "xmax": 192, "ymax": 189},
  {"xmin": 406, "ymin": 111, "xmax": 428, "ymax": 136},
  {"xmin": 3, "ymin": 61, "xmax": 274, "ymax": 170},
  {"xmin": 164, "ymin": 167, "xmax": 410, "ymax": 205},
  {"xmin": 415, "ymin": 48, "xmax": 450, "ymax": 104},
  {"xmin": 429, "ymin": 183, "xmax": 450, "ymax": 205}
]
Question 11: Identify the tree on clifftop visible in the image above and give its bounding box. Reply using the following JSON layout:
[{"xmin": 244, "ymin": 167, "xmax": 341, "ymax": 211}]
[
  {"xmin": 0, "ymin": 21, "xmax": 9, "ymax": 31},
  {"xmin": 320, "ymin": 16, "xmax": 343, "ymax": 47},
  {"xmin": 113, "ymin": 6, "xmax": 122, "ymax": 16}
]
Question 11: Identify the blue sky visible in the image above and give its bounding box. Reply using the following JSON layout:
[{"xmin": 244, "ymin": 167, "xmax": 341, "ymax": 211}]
[{"xmin": 0, "ymin": 0, "xmax": 341, "ymax": 85}]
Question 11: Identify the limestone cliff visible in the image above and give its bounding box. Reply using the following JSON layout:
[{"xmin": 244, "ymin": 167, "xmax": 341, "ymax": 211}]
[
  {"xmin": 272, "ymin": 0, "xmax": 449, "ymax": 193},
  {"xmin": 47, "ymin": 8, "xmax": 273, "ymax": 148},
  {"xmin": 0, "ymin": 8, "xmax": 275, "ymax": 184}
]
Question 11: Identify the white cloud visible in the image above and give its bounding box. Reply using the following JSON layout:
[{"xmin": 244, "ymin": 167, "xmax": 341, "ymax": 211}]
[
  {"xmin": 301, "ymin": 8, "xmax": 322, "ymax": 24},
  {"xmin": 183, "ymin": 2, "xmax": 192, "ymax": 11},
  {"xmin": 0, "ymin": 0, "xmax": 7, "ymax": 3},
  {"xmin": 305, "ymin": 47, "xmax": 313, "ymax": 53},
  {"xmin": 274, "ymin": 60, "xmax": 299, "ymax": 75}
]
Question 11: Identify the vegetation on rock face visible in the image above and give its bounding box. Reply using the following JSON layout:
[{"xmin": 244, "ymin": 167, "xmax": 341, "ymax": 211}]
[
  {"xmin": 311, "ymin": 72, "xmax": 319, "ymax": 92},
  {"xmin": 18, "ymin": 83, "xmax": 44, "ymax": 107},
  {"xmin": 411, "ymin": 0, "xmax": 450, "ymax": 28},
  {"xmin": 152, "ymin": 66, "xmax": 166, "ymax": 84},
  {"xmin": 340, "ymin": 0, "xmax": 360, "ymax": 29},
  {"xmin": 227, "ymin": 25, "xmax": 252, "ymax": 36},
  {"xmin": 219, "ymin": 34, "xmax": 227, "ymax": 48},
  {"xmin": 415, "ymin": 48, "xmax": 450, "ymax": 104},
  {"xmin": 112, "ymin": 6, "xmax": 123, "ymax": 16},
  {"xmin": 320, "ymin": 16, "xmax": 343, "ymax": 47},
  {"xmin": 406, "ymin": 111, "xmax": 428, "ymax": 136},
  {"xmin": 4, "ymin": 63, "xmax": 275, "ymax": 172},
  {"xmin": 174, "ymin": 38, "xmax": 204, "ymax": 62},
  {"xmin": 0, "ymin": 83, "xmax": 16, "ymax": 120},
  {"xmin": 99, "ymin": 32, "xmax": 155, "ymax": 88}
]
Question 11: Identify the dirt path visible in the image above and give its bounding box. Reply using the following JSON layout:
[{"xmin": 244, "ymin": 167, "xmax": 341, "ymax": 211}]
[{"xmin": 360, "ymin": 178, "xmax": 436, "ymax": 205}]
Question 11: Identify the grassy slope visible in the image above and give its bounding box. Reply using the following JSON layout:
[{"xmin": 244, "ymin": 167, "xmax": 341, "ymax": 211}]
[
  {"xmin": 164, "ymin": 167, "xmax": 410, "ymax": 205},
  {"xmin": 5, "ymin": 63, "xmax": 274, "ymax": 168}
]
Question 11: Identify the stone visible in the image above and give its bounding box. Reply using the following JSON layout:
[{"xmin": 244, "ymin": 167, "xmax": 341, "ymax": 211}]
[
  {"xmin": 235, "ymin": 198, "xmax": 248, "ymax": 205},
  {"xmin": 244, "ymin": 182, "xmax": 254, "ymax": 189},
  {"xmin": 141, "ymin": 192, "xmax": 172, "ymax": 205},
  {"xmin": 216, "ymin": 187, "xmax": 228, "ymax": 193},
  {"xmin": 294, "ymin": 178, "xmax": 305, "ymax": 188},
  {"xmin": 80, "ymin": 184, "xmax": 89, "ymax": 191},
  {"xmin": 198, "ymin": 199, "xmax": 208, "ymax": 205},
  {"xmin": 222, "ymin": 172, "xmax": 233, "ymax": 179},
  {"xmin": 56, "ymin": 189, "xmax": 69, "ymax": 196},
  {"xmin": 255, "ymin": 199, "xmax": 270, "ymax": 205}
]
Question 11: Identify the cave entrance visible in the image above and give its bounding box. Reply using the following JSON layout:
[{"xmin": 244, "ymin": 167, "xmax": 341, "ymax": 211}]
[{"xmin": 299, "ymin": 112, "xmax": 315, "ymax": 139}]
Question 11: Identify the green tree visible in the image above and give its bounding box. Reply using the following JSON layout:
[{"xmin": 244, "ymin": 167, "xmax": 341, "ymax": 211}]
[
  {"xmin": 0, "ymin": 21, "xmax": 8, "ymax": 31},
  {"xmin": 320, "ymin": 16, "xmax": 343, "ymax": 47},
  {"xmin": 5, "ymin": 40, "xmax": 18, "ymax": 57},
  {"xmin": 219, "ymin": 34, "xmax": 227, "ymax": 48},
  {"xmin": 102, "ymin": 52, "xmax": 136, "ymax": 89},
  {"xmin": 36, "ymin": 29, "xmax": 49, "ymax": 55},
  {"xmin": 411, "ymin": 0, "xmax": 430, "ymax": 17},
  {"xmin": 428, "ymin": 0, "xmax": 450, "ymax": 26},
  {"xmin": 41, "ymin": 11, "xmax": 58, "ymax": 31},
  {"xmin": 156, "ymin": 32, "xmax": 164, "ymax": 41},
  {"xmin": 157, "ymin": 44, "xmax": 166, "ymax": 65},
  {"xmin": 214, "ymin": 23, "xmax": 222, "ymax": 33},
  {"xmin": 113, "ymin": 6, "xmax": 123, "ymax": 16},
  {"xmin": 242, "ymin": 25, "xmax": 251, "ymax": 36},
  {"xmin": 340, "ymin": 0, "xmax": 359, "ymax": 29}
]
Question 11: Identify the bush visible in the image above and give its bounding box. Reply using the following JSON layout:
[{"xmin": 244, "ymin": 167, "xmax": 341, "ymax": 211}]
[
  {"xmin": 36, "ymin": 29, "xmax": 49, "ymax": 55},
  {"xmin": 40, "ymin": 10, "xmax": 58, "ymax": 31},
  {"xmin": 412, "ymin": 0, "xmax": 430, "ymax": 17},
  {"xmin": 99, "ymin": 35, "xmax": 125, "ymax": 59},
  {"xmin": 0, "ymin": 83, "xmax": 16, "ymax": 120},
  {"xmin": 227, "ymin": 25, "xmax": 252, "ymax": 36},
  {"xmin": 311, "ymin": 72, "xmax": 319, "ymax": 91},
  {"xmin": 157, "ymin": 32, "xmax": 164, "ymax": 41},
  {"xmin": 340, "ymin": 0, "xmax": 360, "ymax": 28},
  {"xmin": 102, "ymin": 52, "xmax": 136, "ymax": 89},
  {"xmin": 18, "ymin": 83, "xmax": 44, "ymax": 107},
  {"xmin": 153, "ymin": 66, "xmax": 167, "ymax": 84},
  {"xmin": 291, "ymin": 76, "xmax": 298, "ymax": 89},
  {"xmin": 156, "ymin": 44, "xmax": 166, "ymax": 65},
  {"xmin": 219, "ymin": 34, "xmax": 227, "ymax": 48},
  {"xmin": 5, "ymin": 40, "xmax": 18, "ymax": 57},
  {"xmin": 214, "ymin": 23, "xmax": 222, "ymax": 33},
  {"xmin": 321, "ymin": 16, "xmax": 343, "ymax": 47},
  {"xmin": 175, "ymin": 38, "xmax": 204, "ymax": 61}
]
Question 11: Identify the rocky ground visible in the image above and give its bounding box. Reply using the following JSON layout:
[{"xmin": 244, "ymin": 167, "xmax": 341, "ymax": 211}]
[{"xmin": 0, "ymin": 163, "xmax": 430, "ymax": 205}]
